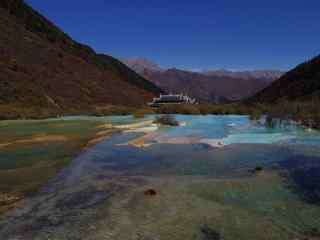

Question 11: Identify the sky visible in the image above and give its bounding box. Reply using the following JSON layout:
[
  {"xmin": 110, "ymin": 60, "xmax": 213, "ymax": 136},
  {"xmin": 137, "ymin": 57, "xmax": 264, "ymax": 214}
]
[{"xmin": 26, "ymin": 0, "xmax": 320, "ymax": 71}]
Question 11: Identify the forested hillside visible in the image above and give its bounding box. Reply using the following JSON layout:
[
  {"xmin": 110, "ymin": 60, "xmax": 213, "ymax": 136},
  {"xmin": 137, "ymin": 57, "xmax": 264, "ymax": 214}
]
[{"xmin": 0, "ymin": 0, "xmax": 162, "ymax": 119}]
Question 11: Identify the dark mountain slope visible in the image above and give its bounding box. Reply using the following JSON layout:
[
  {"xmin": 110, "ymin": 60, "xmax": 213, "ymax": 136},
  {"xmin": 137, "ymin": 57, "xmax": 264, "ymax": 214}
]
[
  {"xmin": 0, "ymin": 0, "xmax": 162, "ymax": 118},
  {"xmin": 251, "ymin": 55, "xmax": 320, "ymax": 103}
]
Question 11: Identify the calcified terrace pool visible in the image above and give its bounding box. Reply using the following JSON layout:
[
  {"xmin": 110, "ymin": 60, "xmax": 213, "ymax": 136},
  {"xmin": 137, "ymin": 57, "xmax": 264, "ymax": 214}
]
[{"xmin": 1, "ymin": 115, "xmax": 320, "ymax": 240}]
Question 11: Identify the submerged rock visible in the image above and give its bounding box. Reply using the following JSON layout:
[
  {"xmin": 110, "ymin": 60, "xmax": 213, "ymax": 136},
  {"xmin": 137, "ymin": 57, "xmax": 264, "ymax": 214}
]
[
  {"xmin": 249, "ymin": 166, "xmax": 264, "ymax": 174},
  {"xmin": 144, "ymin": 189, "xmax": 157, "ymax": 197},
  {"xmin": 200, "ymin": 225, "xmax": 222, "ymax": 240},
  {"xmin": 255, "ymin": 166, "xmax": 263, "ymax": 172}
]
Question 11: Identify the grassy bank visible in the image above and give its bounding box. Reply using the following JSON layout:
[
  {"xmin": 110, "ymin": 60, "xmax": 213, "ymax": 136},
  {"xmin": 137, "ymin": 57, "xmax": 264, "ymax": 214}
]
[
  {"xmin": 257, "ymin": 100, "xmax": 320, "ymax": 129},
  {"xmin": 0, "ymin": 119, "xmax": 114, "ymax": 215},
  {"xmin": 1, "ymin": 100, "xmax": 319, "ymax": 127},
  {"xmin": 0, "ymin": 102, "xmax": 260, "ymax": 120},
  {"xmin": 0, "ymin": 104, "xmax": 140, "ymax": 120}
]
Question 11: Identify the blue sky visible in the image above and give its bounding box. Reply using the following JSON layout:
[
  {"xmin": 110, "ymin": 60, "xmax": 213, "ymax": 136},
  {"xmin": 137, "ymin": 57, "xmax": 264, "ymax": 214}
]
[{"xmin": 26, "ymin": 0, "xmax": 320, "ymax": 71}]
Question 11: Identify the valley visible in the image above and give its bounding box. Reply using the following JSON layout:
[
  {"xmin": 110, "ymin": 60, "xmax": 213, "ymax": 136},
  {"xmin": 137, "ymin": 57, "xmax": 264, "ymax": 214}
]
[{"xmin": 0, "ymin": 1, "xmax": 320, "ymax": 240}]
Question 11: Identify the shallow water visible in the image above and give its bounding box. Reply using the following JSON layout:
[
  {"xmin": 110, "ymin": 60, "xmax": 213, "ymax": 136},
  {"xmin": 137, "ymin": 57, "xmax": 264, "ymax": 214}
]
[
  {"xmin": 1, "ymin": 115, "xmax": 320, "ymax": 240},
  {"xmin": 159, "ymin": 115, "xmax": 320, "ymax": 145}
]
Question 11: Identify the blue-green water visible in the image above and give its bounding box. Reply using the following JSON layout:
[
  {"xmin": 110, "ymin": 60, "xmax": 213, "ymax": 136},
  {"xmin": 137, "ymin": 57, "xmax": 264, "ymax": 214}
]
[
  {"xmin": 157, "ymin": 115, "xmax": 320, "ymax": 145},
  {"xmin": 5, "ymin": 114, "xmax": 319, "ymax": 146},
  {"xmin": 1, "ymin": 115, "xmax": 320, "ymax": 240}
]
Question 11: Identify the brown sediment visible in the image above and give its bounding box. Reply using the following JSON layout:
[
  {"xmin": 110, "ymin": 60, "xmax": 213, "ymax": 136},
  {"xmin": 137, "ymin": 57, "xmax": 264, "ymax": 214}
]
[
  {"xmin": 0, "ymin": 192, "xmax": 24, "ymax": 206},
  {"xmin": 128, "ymin": 133, "xmax": 227, "ymax": 148},
  {"xmin": 96, "ymin": 130, "xmax": 113, "ymax": 136},
  {"xmin": 115, "ymin": 120, "xmax": 154, "ymax": 130},
  {"xmin": 96, "ymin": 123, "xmax": 113, "ymax": 129},
  {"xmin": 158, "ymin": 136, "xmax": 200, "ymax": 145},
  {"xmin": 0, "ymin": 134, "xmax": 69, "ymax": 148},
  {"xmin": 85, "ymin": 135, "xmax": 112, "ymax": 149},
  {"xmin": 128, "ymin": 132, "xmax": 160, "ymax": 148},
  {"xmin": 0, "ymin": 192, "xmax": 25, "ymax": 215},
  {"xmin": 23, "ymin": 135, "xmax": 68, "ymax": 143},
  {"xmin": 84, "ymin": 127, "xmax": 120, "ymax": 149},
  {"xmin": 96, "ymin": 120, "xmax": 158, "ymax": 148},
  {"xmin": 0, "ymin": 143, "xmax": 11, "ymax": 148},
  {"xmin": 0, "ymin": 124, "xmax": 116, "ymax": 150}
]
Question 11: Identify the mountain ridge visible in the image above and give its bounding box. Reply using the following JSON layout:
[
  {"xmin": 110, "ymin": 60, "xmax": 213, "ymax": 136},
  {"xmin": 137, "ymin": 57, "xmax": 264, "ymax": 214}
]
[
  {"xmin": 122, "ymin": 58, "xmax": 283, "ymax": 103},
  {"xmin": 251, "ymin": 54, "xmax": 320, "ymax": 103},
  {"xmin": 122, "ymin": 57, "xmax": 283, "ymax": 80}
]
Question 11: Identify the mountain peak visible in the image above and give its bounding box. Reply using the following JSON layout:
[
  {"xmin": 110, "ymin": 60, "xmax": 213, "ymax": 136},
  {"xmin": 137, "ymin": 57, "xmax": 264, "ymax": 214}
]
[{"xmin": 121, "ymin": 58, "xmax": 162, "ymax": 74}]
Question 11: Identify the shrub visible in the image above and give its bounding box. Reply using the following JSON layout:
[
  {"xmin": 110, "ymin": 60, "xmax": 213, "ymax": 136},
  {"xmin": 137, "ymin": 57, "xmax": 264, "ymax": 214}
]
[
  {"xmin": 156, "ymin": 104, "xmax": 202, "ymax": 115},
  {"xmin": 249, "ymin": 110, "xmax": 262, "ymax": 121},
  {"xmin": 133, "ymin": 111, "xmax": 145, "ymax": 119},
  {"xmin": 9, "ymin": 59, "xmax": 19, "ymax": 72},
  {"xmin": 154, "ymin": 115, "xmax": 179, "ymax": 126},
  {"xmin": 133, "ymin": 108, "xmax": 155, "ymax": 119}
]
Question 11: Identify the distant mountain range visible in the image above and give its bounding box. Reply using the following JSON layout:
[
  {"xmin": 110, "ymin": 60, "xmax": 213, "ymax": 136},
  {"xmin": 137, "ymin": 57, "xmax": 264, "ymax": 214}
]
[
  {"xmin": 0, "ymin": 0, "xmax": 162, "ymax": 118},
  {"xmin": 204, "ymin": 69, "xmax": 284, "ymax": 82},
  {"xmin": 122, "ymin": 58, "xmax": 283, "ymax": 103},
  {"xmin": 251, "ymin": 55, "xmax": 320, "ymax": 103}
]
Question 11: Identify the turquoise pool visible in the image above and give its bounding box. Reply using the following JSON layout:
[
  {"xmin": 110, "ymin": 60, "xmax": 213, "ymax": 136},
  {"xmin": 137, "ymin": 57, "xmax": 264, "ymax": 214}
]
[{"xmin": 1, "ymin": 115, "xmax": 320, "ymax": 240}]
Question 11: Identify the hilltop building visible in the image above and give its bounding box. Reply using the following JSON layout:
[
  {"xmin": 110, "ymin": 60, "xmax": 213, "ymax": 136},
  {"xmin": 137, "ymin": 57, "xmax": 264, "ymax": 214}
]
[{"xmin": 148, "ymin": 93, "xmax": 196, "ymax": 107}]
